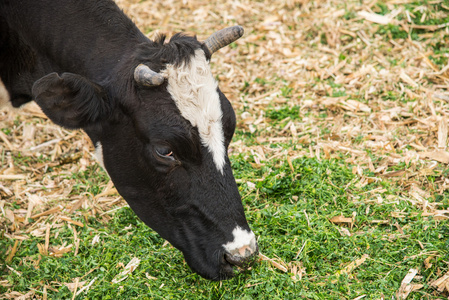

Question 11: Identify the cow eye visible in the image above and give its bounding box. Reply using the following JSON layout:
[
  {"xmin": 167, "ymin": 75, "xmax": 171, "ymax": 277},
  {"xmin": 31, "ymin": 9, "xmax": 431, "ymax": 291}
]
[{"xmin": 155, "ymin": 146, "xmax": 175, "ymax": 160}]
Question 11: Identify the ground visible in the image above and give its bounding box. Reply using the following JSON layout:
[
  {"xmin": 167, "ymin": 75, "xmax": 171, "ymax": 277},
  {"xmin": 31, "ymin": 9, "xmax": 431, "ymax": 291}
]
[{"xmin": 1, "ymin": 0, "xmax": 449, "ymax": 299}]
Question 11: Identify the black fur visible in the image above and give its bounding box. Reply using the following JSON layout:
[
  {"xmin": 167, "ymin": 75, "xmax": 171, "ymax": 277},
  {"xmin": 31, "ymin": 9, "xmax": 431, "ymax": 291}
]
[
  {"xmin": 32, "ymin": 73, "xmax": 110, "ymax": 129},
  {"xmin": 0, "ymin": 0, "xmax": 256, "ymax": 281}
]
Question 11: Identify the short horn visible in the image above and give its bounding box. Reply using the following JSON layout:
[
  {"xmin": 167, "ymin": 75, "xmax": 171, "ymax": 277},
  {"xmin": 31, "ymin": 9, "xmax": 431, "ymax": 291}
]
[
  {"xmin": 134, "ymin": 64, "xmax": 165, "ymax": 87},
  {"xmin": 204, "ymin": 25, "xmax": 244, "ymax": 55}
]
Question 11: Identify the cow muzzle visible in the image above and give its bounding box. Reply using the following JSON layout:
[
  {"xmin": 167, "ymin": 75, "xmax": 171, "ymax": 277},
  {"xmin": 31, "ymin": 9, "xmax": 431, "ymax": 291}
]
[
  {"xmin": 224, "ymin": 243, "xmax": 259, "ymax": 270},
  {"xmin": 220, "ymin": 226, "xmax": 258, "ymax": 278}
]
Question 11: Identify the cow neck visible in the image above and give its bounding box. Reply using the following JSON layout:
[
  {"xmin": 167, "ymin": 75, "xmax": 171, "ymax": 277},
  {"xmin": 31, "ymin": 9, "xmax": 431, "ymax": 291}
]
[{"xmin": 1, "ymin": 0, "xmax": 146, "ymax": 82}]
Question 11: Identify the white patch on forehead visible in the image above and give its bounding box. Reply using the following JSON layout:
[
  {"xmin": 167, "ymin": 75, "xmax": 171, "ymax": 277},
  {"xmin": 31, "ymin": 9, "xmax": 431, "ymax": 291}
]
[
  {"xmin": 161, "ymin": 49, "xmax": 226, "ymax": 173},
  {"xmin": 223, "ymin": 226, "xmax": 257, "ymax": 257},
  {"xmin": 94, "ymin": 142, "xmax": 105, "ymax": 169}
]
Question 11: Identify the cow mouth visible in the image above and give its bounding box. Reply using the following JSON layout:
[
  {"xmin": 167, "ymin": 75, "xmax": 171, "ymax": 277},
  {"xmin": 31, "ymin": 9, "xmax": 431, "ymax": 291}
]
[{"xmin": 217, "ymin": 247, "xmax": 259, "ymax": 280}]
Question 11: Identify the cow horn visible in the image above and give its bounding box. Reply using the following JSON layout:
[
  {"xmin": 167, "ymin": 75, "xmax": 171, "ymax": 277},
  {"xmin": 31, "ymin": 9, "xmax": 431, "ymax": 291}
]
[
  {"xmin": 134, "ymin": 64, "xmax": 165, "ymax": 87},
  {"xmin": 204, "ymin": 25, "xmax": 244, "ymax": 55}
]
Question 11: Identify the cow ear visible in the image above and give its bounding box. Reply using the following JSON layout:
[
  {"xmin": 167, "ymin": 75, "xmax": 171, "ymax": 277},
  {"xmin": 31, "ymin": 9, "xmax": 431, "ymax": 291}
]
[{"xmin": 32, "ymin": 72, "xmax": 110, "ymax": 129}]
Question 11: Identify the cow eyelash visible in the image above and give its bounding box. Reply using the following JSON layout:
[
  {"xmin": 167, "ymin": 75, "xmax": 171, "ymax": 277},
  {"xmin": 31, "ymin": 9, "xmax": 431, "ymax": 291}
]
[
  {"xmin": 162, "ymin": 151, "xmax": 173, "ymax": 157},
  {"xmin": 155, "ymin": 148, "xmax": 175, "ymax": 160}
]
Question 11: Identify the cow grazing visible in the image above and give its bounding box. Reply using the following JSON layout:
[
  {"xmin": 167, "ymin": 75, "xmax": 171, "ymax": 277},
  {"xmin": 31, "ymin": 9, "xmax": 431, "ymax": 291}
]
[{"xmin": 0, "ymin": 0, "xmax": 258, "ymax": 280}]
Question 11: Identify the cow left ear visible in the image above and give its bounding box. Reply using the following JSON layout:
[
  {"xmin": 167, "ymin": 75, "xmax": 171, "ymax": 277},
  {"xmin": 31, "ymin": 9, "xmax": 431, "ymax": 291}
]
[{"xmin": 32, "ymin": 72, "xmax": 110, "ymax": 129}]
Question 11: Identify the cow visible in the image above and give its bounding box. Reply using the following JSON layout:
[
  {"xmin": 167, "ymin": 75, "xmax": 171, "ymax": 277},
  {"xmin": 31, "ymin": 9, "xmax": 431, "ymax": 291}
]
[{"xmin": 0, "ymin": 0, "xmax": 258, "ymax": 280}]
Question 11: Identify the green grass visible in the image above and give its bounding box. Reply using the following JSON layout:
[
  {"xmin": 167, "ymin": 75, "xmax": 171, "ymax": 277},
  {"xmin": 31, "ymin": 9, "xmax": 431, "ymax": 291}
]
[
  {"xmin": 266, "ymin": 105, "xmax": 301, "ymax": 121},
  {"xmin": 371, "ymin": 1, "xmax": 449, "ymax": 42},
  {"xmin": 2, "ymin": 153, "xmax": 447, "ymax": 299}
]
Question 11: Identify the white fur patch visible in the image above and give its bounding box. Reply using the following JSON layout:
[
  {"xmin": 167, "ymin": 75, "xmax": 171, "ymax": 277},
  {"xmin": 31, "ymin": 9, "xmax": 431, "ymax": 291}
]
[
  {"xmin": 223, "ymin": 226, "xmax": 257, "ymax": 257},
  {"xmin": 0, "ymin": 79, "xmax": 11, "ymax": 109},
  {"xmin": 94, "ymin": 142, "xmax": 105, "ymax": 169},
  {"xmin": 161, "ymin": 49, "xmax": 226, "ymax": 173}
]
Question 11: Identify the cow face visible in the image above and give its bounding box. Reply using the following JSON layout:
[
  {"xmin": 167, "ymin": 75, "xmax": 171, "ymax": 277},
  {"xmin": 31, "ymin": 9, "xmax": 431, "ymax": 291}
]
[{"xmin": 31, "ymin": 27, "xmax": 258, "ymax": 280}]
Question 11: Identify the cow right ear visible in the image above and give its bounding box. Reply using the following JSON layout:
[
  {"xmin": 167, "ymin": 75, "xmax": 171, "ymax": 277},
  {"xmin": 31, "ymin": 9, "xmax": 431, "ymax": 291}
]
[{"xmin": 32, "ymin": 72, "xmax": 110, "ymax": 129}]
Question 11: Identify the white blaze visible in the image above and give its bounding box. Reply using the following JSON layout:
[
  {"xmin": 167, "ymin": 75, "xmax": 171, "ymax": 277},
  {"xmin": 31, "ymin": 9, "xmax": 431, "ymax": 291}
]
[{"xmin": 162, "ymin": 49, "xmax": 226, "ymax": 173}]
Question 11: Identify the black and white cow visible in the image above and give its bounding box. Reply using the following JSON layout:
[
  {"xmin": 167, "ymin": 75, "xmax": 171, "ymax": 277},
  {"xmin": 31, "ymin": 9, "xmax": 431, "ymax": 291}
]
[{"xmin": 0, "ymin": 0, "xmax": 258, "ymax": 280}]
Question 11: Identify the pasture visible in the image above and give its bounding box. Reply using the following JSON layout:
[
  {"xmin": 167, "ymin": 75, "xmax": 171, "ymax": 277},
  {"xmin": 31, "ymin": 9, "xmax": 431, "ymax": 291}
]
[{"xmin": 1, "ymin": 0, "xmax": 449, "ymax": 299}]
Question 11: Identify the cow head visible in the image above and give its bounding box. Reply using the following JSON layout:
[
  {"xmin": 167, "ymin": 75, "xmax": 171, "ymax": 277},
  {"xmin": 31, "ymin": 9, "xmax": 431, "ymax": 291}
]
[{"xmin": 31, "ymin": 26, "xmax": 258, "ymax": 280}]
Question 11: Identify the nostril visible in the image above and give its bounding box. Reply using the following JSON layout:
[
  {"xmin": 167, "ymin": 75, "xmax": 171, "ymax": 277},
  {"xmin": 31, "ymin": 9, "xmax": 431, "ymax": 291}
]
[
  {"xmin": 240, "ymin": 245, "xmax": 252, "ymax": 257},
  {"xmin": 229, "ymin": 244, "xmax": 256, "ymax": 258}
]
